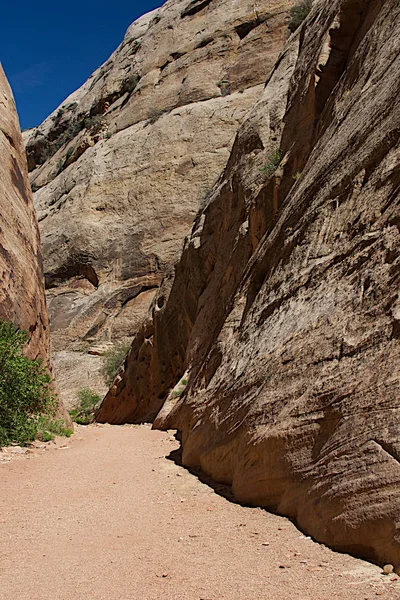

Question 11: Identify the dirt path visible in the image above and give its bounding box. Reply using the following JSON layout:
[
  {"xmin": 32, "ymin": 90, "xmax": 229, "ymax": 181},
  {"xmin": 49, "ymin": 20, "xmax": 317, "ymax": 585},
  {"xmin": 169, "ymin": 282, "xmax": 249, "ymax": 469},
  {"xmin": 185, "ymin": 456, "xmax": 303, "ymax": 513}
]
[{"xmin": 0, "ymin": 424, "xmax": 399, "ymax": 600}]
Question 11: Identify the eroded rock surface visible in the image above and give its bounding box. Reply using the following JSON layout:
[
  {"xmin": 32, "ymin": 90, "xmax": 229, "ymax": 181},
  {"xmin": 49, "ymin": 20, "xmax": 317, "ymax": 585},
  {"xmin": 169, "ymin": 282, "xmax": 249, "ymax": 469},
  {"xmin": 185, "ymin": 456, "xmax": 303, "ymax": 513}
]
[
  {"xmin": 0, "ymin": 66, "xmax": 69, "ymax": 424},
  {"xmin": 0, "ymin": 66, "xmax": 50, "ymax": 363},
  {"xmin": 25, "ymin": 0, "xmax": 293, "ymax": 405},
  {"xmin": 98, "ymin": 0, "xmax": 400, "ymax": 569}
]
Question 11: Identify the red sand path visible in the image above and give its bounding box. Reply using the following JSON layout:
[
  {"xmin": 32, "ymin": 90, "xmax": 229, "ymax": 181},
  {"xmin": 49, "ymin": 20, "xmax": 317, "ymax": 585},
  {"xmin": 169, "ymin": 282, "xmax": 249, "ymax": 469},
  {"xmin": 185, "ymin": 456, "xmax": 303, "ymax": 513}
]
[{"xmin": 0, "ymin": 424, "xmax": 399, "ymax": 600}]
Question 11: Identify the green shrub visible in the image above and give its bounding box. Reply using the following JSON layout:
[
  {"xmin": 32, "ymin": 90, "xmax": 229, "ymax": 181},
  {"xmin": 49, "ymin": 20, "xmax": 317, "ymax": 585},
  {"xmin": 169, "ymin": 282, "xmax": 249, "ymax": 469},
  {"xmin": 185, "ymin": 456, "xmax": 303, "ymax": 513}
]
[
  {"xmin": 260, "ymin": 149, "xmax": 281, "ymax": 176},
  {"xmin": 55, "ymin": 158, "xmax": 64, "ymax": 175},
  {"xmin": 55, "ymin": 147, "xmax": 74, "ymax": 176},
  {"xmin": 65, "ymin": 147, "xmax": 74, "ymax": 161},
  {"xmin": 51, "ymin": 121, "xmax": 82, "ymax": 155},
  {"xmin": 36, "ymin": 416, "xmax": 73, "ymax": 441},
  {"xmin": 69, "ymin": 388, "xmax": 102, "ymax": 425},
  {"xmin": 288, "ymin": 0, "xmax": 312, "ymax": 34},
  {"xmin": 123, "ymin": 73, "xmax": 140, "ymax": 94},
  {"xmin": 0, "ymin": 320, "xmax": 57, "ymax": 447},
  {"xmin": 102, "ymin": 343, "xmax": 130, "ymax": 386},
  {"xmin": 83, "ymin": 115, "xmax": 103, "ymax": 133},
  {"xmin": 77, "ymin": 388, "xmax": 101, "ymax": 413}
]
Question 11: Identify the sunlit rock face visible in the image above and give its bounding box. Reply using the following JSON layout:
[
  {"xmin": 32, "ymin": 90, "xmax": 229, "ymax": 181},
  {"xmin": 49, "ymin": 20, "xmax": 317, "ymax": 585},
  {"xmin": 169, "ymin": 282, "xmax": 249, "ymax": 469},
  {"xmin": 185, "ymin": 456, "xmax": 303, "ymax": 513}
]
[
  {"xmin": 0, "ymin": 66, "xmax": 69, "ymax": 422},
  {"xmin": 24, "ymin": 0, "xmax": 294, "ymax": 405},
  {"xmin": 98, "ymin": 0, "xmax": 400, "ymax": 570},
  {"xmin": 0, "ymin": 65, "xmax": 50, "ymax": 364}
]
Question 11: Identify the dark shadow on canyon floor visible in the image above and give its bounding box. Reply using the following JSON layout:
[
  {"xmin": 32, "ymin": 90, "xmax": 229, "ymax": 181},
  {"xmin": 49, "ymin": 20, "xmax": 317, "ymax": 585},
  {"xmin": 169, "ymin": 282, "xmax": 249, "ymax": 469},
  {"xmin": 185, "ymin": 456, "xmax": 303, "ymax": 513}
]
[
  {"xmin": 165, "ymin": 432, "xmax": 383, "ymax": 571},
  {"xmin": 166, "ymin": 435, "xmax": 237, "ymax": 504}
]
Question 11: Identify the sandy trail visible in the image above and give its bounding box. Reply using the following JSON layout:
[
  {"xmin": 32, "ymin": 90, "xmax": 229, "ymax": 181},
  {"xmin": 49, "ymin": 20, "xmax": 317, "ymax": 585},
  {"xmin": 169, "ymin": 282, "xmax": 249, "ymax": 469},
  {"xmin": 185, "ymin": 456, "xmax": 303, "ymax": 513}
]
[{"xmin": 0, "ymin": 424, "xmax": 399, "ymax": 600}]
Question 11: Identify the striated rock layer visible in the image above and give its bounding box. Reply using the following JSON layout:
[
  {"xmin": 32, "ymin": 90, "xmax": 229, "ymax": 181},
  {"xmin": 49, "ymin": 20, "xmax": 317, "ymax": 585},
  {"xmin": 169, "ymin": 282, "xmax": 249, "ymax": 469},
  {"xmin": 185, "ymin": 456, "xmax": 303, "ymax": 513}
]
[
  {"xmin": 0, "ymin": 66, "xmax": 50, "ymax": 363},
  {"xmin": 26, "ymin": 0, "xmax": 293, "ymax": 405},
  {"xmin": 25, "ymin": 0, "xmax": 292, "ymax": 358},
  {"xmin": 0, "ymin": 66, "xmax": 70, "ymax": 423},
  {"xmin": 98, "ymin": 0, "xmax": 400, "ymax": 568}
]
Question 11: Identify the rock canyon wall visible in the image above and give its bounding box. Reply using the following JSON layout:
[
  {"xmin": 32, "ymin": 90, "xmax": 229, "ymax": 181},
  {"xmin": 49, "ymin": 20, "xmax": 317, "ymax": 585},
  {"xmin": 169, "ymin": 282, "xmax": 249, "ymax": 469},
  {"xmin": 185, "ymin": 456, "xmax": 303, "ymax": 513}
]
[
  {"xmin": 98, "ymin": 0, "xmax": 400, "ymax": 569},
  {"xmin": 25, "ymin": 0, "xmax": 294, "ymax": 405},
  {"xmin": 0, "ymin": 66, "xmax": 70, "ymax": 423},
  {"xmin": 0, "ymin": 66, "xmax": 51, "ymax": 364}
]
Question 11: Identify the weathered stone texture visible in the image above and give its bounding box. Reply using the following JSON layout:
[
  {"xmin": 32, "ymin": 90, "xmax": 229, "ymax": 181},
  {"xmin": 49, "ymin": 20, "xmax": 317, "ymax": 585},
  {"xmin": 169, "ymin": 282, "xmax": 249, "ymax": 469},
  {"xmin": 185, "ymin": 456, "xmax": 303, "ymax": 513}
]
[
  {"xmin": 98, "ymin": 0, "xmax": 400, "ymax": 569},
  {"xmin": 0, "ymin": 65, "xmax": 50, "ymax": 363},
  {"xmin": 25, "ymin": 0, "xmax": 293, "ymax": 353},
  {"xmin": 25, "ymin": 0, "xmax": 293, "ymax": 406}
]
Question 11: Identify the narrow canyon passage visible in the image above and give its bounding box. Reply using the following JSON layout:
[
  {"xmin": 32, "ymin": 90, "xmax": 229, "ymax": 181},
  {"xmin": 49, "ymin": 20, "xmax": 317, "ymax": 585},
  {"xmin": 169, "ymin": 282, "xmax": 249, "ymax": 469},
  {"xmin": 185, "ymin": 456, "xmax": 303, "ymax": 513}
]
[{"xmin": 0, "ymin": 426, "xmax": 399, "ymax": 600}]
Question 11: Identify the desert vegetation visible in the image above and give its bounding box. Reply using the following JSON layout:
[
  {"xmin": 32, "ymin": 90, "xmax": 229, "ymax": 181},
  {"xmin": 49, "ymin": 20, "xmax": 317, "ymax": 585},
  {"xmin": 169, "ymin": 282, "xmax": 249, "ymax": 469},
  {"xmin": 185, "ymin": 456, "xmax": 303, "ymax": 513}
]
[
  {"xmin": 288, "ymin": 0, "xmax": 312, "ymax": 33},
  {"xmin": 101, "ymin": 342, "xmax": 130, "ymax": 386},
  {"xmin": 69, "ymin": 388, "xmax": 102, "ymax": 425},
  {"xmin": 0, "ymin": 320, "xmax": 71, "ymax": 446},
  {"xmin": 260, "ymin": 148, "xmax": 281, "ymax": 175}
]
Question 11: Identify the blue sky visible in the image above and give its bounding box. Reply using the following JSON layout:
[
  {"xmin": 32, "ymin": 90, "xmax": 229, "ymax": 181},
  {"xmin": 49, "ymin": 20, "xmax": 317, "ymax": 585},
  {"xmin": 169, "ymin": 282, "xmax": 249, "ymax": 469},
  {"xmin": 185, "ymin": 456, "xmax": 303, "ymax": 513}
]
[{"xmin": 1, "ymin": 0, "xmax": 162, "ymax": 130}]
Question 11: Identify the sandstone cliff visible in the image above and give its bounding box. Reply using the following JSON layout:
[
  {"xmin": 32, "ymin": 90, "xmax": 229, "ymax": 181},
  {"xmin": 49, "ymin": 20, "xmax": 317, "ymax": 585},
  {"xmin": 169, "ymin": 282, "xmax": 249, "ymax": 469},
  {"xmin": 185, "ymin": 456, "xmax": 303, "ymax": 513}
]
[
  {"xmin": 25, "ymin": 0, "xmax": 294, "ymax": 404},
  {"xmin": 0, "ymin": 65, "xmax": 50, "ymax": 363},
  {"xmin": 0, "ymin": 66, "xmax": 70, "ymax": 424},
  {"xmin": 98, "ymin": 0, "xmax": 400, "ymax": 569}
]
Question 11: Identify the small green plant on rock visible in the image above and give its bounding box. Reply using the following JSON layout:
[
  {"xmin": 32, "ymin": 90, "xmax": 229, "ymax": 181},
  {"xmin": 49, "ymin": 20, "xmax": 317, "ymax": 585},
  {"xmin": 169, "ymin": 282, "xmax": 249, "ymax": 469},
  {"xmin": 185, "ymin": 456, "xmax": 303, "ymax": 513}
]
[
  {"xmin": 288, "ymin": 0, "xmax": 312, "ymax": 34},
  {"xmin": 101, "ymin": 343, "xmax": 131, "ymax": 387},
  {"xmin": 51, "ymin": 121, "xmax": 82, "ymax": 157},
  {"xmin": 83, "ymin": 115, "xmax": 103, "ymax": 134},
  {"xmin": 55, "ymin": 158, "xmax": 64, "ymax": 175},
  {"xmin": 69, "ymin": 388, "xmax": 102, "ymax": 425},
  {"xmin": 55, "ymin": 146, "xmax": 75, "ymax": 176},
  {"xmin": 123, "ymin": 73, "xmax": 140, "ymax": 94},
  {"xmin": 0, "ymin": 320, "xmax": 58, "ymax": 447},
  {"xmin": 171, "ymin": 375, "xmax": 189, "ymax": 399},
  {"xmin": 260, "ymin": 149, "xmax": 281, "ymax": 176},
  {"xmin": 65, "ymin": 147, "xmax": 74, "ymax": 161}
]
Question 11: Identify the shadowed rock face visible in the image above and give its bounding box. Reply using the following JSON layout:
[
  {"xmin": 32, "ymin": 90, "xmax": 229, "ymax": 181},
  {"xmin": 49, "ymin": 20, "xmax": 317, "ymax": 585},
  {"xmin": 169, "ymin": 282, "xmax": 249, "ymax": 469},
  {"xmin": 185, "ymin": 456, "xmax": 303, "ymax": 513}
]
[
  {"xmin": 98, "ymin": 0, "xmax": 400, "ymax": 569},
  {"xmin": 25, "ymin": 0, "xmax": 294, "ymax": 405},
  {"xmin": 0, "ymin": 66, "xmax": 50, "ymax": 363}
]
